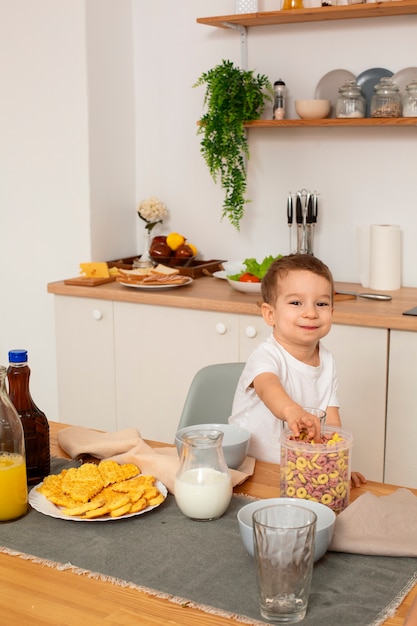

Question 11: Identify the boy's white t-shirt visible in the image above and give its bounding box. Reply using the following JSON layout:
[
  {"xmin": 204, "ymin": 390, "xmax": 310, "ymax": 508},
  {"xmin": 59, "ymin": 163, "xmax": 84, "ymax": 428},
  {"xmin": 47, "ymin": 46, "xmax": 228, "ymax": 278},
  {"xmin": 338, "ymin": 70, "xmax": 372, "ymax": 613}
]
[{"xmin": 229, "ymin": 333, "xmax": 339, "ymax": 464}]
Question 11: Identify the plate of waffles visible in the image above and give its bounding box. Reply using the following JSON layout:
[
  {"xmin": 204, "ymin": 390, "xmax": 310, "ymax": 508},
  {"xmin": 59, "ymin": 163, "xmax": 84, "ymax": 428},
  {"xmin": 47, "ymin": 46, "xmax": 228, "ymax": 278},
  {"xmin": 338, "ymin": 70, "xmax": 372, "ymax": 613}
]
[
  {"xmin": 28, "ymin": 461, "xmax": 168, "ymax": 521},
  {"xmin": 29, "ymin": 478, "xmax": 167, "ymax": 521}
]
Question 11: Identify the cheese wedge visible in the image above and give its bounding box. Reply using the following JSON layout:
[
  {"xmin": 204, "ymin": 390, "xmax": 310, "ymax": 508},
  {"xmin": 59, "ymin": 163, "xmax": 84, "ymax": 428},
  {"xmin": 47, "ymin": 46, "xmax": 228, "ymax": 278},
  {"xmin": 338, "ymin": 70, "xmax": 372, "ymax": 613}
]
[
  {"xmin": 151, "ymin": 264, "xmax": 179, "ymax": 276},
  {"xmin": 79, "ymin": 262, "xmax": 110, "ymax": 279}
]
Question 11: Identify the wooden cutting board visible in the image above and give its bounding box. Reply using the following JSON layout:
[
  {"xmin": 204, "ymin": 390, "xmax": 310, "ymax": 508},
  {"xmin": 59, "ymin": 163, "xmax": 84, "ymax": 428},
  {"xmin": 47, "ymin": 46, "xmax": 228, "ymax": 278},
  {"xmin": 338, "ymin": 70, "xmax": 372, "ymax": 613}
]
[{"xmin": 64, "ymin": 276, "xmax": 116, "ymax": 287}]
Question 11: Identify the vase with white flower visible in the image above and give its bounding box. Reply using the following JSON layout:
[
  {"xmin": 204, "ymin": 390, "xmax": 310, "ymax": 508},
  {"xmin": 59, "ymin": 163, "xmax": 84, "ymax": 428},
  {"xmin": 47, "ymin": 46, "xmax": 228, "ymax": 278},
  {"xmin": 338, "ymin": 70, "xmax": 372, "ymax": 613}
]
[{"xmin": 135, "ymin": 196, "xmax": 168, "ymax": 268}]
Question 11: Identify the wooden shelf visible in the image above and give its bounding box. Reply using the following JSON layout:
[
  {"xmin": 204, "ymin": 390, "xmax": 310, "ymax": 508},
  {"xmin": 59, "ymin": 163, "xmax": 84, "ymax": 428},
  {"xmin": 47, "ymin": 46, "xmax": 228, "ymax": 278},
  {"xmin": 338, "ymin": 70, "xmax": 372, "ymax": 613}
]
[
  {"xmin": 197, "ymin": 2, "xmax": 417, "ymax": 128},
  {"xmin": 244, "ymin": 117, "xmax": 417, "ymax": 128},
  {"xmin": 197, "ymin": 0, "xmax": 417, "ymax": 28}
]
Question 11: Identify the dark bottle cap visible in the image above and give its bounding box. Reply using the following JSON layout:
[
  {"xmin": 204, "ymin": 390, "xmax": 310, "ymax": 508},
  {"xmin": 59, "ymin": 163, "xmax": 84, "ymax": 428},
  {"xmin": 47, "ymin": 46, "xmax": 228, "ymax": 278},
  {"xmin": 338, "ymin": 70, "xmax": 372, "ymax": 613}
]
[
  {"xmin": 8, "ymin": 349, "xmax": 28, "ymax": 364},
  {"xmin": 274, "ymin": 79, "xmax": 286, "ymax": 86}
]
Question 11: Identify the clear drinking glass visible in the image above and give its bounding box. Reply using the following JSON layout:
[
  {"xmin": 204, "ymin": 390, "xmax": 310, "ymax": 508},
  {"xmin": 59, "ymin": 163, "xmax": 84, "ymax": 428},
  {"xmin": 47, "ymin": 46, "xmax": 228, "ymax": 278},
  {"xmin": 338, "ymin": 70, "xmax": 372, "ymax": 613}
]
[
  {"xmin": 303, "ymin": 407, "xmax": 326, "ymax": 433},
  {"xmin": 253, "ymin": 504, "xmax": 317, "ymax": 623}
]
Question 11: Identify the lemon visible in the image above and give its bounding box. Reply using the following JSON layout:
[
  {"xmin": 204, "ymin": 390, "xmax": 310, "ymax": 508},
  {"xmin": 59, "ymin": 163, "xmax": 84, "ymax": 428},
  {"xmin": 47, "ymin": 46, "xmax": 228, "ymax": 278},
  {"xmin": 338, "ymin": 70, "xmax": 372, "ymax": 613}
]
[
  {"xmin": 166, "ymin": 232, "xmax": 185, "ymax": 251},
  {"xmin": 188, "ymin": 243, "xmax": 198, "ymax": 256}
]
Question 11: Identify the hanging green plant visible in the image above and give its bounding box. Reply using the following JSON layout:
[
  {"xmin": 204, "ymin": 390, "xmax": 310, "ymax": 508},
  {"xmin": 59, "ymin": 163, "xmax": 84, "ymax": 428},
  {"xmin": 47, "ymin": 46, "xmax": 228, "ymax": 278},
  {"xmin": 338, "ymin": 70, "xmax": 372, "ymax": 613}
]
[{"xmin": 193, "ymin": 60, "xmax": 272, "ymax": 230}]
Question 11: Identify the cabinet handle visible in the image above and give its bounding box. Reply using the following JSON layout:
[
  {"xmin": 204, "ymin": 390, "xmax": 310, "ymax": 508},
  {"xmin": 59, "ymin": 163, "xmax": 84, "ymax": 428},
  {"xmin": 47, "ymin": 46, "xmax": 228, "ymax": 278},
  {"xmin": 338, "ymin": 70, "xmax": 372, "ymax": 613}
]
[
  {"xmin": 215, "ymin": 322, "xmax": 227, "ymax": 335},
  {"xmin": 245, "ymin": 325, "xmax": 257, "ymax": 338},
  {"xmin": 92, "ymin": 309, "xmax": 103, "ymax": 321}
]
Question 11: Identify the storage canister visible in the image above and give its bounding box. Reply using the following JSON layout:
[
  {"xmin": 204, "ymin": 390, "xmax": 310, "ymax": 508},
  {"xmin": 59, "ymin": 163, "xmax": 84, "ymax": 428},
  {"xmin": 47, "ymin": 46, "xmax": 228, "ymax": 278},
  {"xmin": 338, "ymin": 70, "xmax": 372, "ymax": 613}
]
[
  {"xmin": 280, "ymin": 425, "xmax": 353, "ymax": 514},
  {"xmin": 336, "ymin": 81, "xmax": 365, "ymax": 118},
  {"xmin": 370, "ymin": 77, "xmax": 402, "ymax": 118},
  {"xmin": 402, "ymin": 78, "xmax": 417, "ymax": 117}
]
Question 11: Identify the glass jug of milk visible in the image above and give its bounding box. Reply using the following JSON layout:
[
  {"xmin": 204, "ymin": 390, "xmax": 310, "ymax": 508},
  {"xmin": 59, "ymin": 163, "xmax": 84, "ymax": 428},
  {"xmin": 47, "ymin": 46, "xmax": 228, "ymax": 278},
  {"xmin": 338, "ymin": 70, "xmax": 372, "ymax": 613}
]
[{"xmin": 175, "ymin": 429, "xmax": 232, "ymax": 521}]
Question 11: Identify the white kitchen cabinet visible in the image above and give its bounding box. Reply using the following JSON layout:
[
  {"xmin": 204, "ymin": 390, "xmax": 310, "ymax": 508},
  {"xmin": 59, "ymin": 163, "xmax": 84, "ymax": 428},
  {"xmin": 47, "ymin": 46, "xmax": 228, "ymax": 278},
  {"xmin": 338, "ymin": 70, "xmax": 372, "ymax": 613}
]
[
  {"xmin": 113, "ymin": 304, "xmax": 270, "ymax": 443},
  {"xmin": 323, "ymin": 325, "xmax": 388, "ymax": 482},
  {"xmin": 53, "ymin": 296, "xmax": 270, "ymax": 440},
  {"xmin": 114, "ymin": 304, "xmax": 237, "ymax": 442},
  {"xmin": 53, "ymin": 296, "xmax": 117, "ymax": 432},
  {"xmin": 238, "ymin": 313, "xmax": 271, "ymax": 360},
  {"xmin": 385, "ymin": 330, "xmax": 417, "ymax": 488}
]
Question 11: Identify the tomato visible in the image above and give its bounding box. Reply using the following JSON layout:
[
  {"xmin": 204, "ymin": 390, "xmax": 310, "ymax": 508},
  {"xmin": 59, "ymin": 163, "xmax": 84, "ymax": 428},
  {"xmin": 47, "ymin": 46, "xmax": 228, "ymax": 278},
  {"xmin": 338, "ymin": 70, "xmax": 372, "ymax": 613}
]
[{"xmin": 239, "ymin": 272, "xmax": 261, "ymax": 283}]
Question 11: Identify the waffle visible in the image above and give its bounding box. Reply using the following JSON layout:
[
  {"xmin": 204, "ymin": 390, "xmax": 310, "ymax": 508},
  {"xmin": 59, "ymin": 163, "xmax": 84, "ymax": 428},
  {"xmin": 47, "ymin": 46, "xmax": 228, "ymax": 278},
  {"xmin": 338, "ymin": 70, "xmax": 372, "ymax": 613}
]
[{"xmin": 37, "ymin": 462, "xmax": 166, "ymax": 519}]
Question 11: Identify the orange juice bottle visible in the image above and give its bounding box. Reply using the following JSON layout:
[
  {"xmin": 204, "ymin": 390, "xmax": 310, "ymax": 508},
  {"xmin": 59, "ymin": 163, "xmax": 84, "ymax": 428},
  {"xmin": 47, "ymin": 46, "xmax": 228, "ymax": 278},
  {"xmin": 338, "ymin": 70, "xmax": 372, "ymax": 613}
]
[{"xmin": 0, "ymin": 366, "xmax": 28, "ymax": 521}]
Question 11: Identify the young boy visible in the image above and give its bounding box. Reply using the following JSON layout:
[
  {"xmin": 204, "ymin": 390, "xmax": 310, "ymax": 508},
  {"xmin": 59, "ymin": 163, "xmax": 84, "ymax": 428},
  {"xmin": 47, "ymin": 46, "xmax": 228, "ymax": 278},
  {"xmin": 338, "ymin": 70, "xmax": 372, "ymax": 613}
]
[{"xmin": 229, "ymin": 253, "xmax": 365, "ymax": 486}]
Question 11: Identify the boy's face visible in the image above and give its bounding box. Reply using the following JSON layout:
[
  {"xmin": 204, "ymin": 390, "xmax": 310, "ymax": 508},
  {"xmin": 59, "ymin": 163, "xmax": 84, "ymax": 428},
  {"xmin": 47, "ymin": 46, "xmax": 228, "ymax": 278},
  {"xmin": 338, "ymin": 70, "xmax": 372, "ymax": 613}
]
[{"xmin": 262, "ymin": 269, "xmax": 333, "ymax": 348}]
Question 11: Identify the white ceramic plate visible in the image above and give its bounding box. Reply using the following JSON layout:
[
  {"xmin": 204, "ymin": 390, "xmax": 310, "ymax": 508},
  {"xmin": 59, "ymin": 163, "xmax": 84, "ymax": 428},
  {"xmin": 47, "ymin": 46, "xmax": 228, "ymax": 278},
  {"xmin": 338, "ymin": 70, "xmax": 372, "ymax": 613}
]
[
  {"xmin": 222, "ymin": 261, "xmax": 246, "ymax": 275},
  {"xmin": 226, "ymin": 277, "xmax": 262, "ymax": 294},
  {"xmin": 213, "ymin": 270, "xmax": 227, "ymax": 280},
  {"xmin": 356, "ymin": 67, "xmax": 393, "ymax": 117},
  {"xmin": 392, "ymin": 67, "xmax": 417, "ymax": 95},
  {"xmin": 29, "ymin": 478, "xmax": 168, "ymax": 522},
  {"xmin": 119, "ymin": 277, "xmax": 193, "ymax": 290},
  {"xmin": 314, "ymin": 69, "xmax": 356, "ymax": 118}
]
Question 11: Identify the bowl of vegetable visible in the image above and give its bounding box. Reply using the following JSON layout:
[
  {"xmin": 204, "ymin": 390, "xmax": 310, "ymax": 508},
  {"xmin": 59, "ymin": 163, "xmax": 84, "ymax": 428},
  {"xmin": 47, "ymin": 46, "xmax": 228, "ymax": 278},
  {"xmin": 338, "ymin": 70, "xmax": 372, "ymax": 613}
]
[
  {"xmin": 226, "ymin": 277, "xmax": 262, "ymax": 294},
  {"xmin": 226, "ymin": 255, "xmax": 281, "ymax": 294}
]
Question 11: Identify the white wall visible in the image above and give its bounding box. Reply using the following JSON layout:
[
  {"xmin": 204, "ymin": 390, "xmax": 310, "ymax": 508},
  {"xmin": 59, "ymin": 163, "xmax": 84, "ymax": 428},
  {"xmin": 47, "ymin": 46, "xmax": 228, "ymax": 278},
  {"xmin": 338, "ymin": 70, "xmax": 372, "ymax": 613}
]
[
  {"xmin": 1, "ymin": 0, "xmax": 416, "ymax": 422},
  {"xmin": 0, "ymin": 0, "xmax": 135, "ymax": 419},
  {"xmin": 133, "ymin": 0, "xmax": 417, "ymax": 285}
]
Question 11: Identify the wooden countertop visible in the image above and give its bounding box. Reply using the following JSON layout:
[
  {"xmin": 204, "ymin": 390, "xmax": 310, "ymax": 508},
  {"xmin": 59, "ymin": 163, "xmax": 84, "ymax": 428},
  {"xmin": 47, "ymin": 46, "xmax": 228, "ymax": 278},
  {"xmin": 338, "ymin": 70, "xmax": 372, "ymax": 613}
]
[
  {"xmin": 0, "ymin": 421, "xmax": 413, "ymax": 625},
  {"xmin": 48, "ymin": 276, "xmax": 417, "ymax": 331}
]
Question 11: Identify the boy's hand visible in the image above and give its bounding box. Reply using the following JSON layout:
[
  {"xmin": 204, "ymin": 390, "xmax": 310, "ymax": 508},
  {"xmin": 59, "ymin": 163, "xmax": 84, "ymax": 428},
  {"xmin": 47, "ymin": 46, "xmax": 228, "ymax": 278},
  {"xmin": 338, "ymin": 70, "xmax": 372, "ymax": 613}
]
[
  {"xmin": 351, "ymin": 471, "xmax": 366, "ymax": 487},
  {"xmin": 286, "ymin": 409, "xmax": 321, "ymax": 442}
]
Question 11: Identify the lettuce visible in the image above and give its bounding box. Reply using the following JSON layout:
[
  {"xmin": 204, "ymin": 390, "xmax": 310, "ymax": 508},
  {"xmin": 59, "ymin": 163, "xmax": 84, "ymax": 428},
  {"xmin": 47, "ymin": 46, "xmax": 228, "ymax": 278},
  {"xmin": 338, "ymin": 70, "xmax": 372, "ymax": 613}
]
[
  {"xmin": 244, "ymin": 255, "xmax": 282, "ymax": 279},
  {"xmin": 227, "ymin": 255, "xmax": 281, "ymax": 281}
]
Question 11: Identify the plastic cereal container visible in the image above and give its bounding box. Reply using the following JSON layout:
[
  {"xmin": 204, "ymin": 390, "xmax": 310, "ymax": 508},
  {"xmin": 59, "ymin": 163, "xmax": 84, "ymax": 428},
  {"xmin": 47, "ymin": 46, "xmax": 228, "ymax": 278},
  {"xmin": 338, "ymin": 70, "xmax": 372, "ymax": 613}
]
[{"xmin": 280, "ymin": 426, "xmax": 353, "ymax": 514}]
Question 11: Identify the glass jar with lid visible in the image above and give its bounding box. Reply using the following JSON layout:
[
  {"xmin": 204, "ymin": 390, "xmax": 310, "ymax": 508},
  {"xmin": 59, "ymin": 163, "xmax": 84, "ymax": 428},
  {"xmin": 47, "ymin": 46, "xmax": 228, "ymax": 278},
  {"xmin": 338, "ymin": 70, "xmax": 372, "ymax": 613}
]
[
  {"xmin": 370, "ymin": 77, "xmax": 402, "ymax": 118},
  {"xmin": 336, "ymin": 81, "xmax": 366, "ymax": 119},
  {"xmin": 402, "ymin": 78, "xmax": 417, "ymax": 118}
]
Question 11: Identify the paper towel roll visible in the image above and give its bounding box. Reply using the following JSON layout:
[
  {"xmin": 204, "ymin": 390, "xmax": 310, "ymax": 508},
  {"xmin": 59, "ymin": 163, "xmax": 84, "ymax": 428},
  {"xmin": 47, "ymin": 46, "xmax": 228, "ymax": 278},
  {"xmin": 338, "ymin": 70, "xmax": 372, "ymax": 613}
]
[{"xmin": 369, "ymin": 224, "xmax": 401, "ymax": 291}]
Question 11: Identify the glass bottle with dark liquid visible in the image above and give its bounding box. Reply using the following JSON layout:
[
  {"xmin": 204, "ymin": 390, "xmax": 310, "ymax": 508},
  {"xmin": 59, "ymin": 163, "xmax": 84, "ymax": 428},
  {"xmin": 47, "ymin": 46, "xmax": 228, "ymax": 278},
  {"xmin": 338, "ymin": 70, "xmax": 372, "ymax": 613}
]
[{"xmin": 7, "ymin": 350, "xmax": 50, "ymax": 485}]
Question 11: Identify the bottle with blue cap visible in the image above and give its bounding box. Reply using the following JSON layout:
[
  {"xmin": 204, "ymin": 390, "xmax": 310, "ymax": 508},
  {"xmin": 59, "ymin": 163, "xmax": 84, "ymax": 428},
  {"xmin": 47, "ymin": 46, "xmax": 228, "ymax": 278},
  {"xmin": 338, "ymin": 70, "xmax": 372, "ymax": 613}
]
[{"xmin": 7, "ymin": 349, "xmax": 50, "ymax": 485}]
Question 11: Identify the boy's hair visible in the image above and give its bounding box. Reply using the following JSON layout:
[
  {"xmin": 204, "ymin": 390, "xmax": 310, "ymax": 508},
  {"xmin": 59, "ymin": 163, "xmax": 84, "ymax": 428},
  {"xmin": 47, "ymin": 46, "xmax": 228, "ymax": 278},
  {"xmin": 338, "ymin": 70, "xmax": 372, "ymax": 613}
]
[{"xmin": 261, "ymin": 254, "xmax": 334, "ymax": 305}]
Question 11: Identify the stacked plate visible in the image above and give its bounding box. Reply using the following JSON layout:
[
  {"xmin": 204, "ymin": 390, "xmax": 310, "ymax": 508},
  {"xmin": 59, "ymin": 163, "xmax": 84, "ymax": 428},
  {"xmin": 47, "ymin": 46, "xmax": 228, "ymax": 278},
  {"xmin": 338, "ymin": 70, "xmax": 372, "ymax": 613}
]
[{"xmin": 314, "ymin": 66, "xmax": 417, "ymax": 117}]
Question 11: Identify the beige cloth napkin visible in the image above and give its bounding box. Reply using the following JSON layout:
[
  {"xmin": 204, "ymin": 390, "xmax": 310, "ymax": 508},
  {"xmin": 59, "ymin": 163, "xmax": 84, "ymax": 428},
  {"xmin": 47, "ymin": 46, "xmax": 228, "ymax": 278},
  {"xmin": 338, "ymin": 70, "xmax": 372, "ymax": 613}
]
[
  {"xmin": 57, "ymin": 426, "xmax": 255, "ymax": 495},
  {"xmin": 329, "ymin": 488, "xmax": 417, "ymax": 557}
]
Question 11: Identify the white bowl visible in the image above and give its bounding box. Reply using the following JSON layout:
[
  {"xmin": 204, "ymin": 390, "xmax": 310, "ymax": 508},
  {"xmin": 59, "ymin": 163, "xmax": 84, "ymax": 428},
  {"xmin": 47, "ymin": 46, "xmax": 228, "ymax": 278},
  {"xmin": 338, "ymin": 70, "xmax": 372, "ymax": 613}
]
[
  {"xmin": 226, "ymin": 278, "xmax": 262, "ymax": 294},
  {"xmin": 237, "ymin": 497, "xmax": 336, "ymax": 562},
  {"xmin": 222, "ymin": 260, "xmax": 245, "ymax": 275},
  {"xmin": 175, "ymin": 423, "xmax": 250, "ymax": 469},
  {"xmin": 295, "ymin": 99, "xmax": 331, "ymax": 120}
]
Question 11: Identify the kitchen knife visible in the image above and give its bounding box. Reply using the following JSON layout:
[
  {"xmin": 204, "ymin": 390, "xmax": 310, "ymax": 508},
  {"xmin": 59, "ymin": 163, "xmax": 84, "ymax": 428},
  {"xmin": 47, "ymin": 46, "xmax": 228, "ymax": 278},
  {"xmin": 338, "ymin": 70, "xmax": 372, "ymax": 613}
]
[
  {"xmin": 287, "ymin": 193, "xmax": 293, "ymax": 252},
  {"xmin": 296, "ymin": 192, "xmax": 305, "ymax": 253},
  {"xmin": 306, "ymin": 193, "xmax": 314, "ymax": 255},
  {"xmin": 313, "ymin": 193, "xmax": 318, "ymax": 224},
  {"xmin": 295, "ymin": 192, "xmax": 303, "ymax": 224},
  {"xmin": 335, "ymin": 290, "xmax": 392, "ymax": 301}
]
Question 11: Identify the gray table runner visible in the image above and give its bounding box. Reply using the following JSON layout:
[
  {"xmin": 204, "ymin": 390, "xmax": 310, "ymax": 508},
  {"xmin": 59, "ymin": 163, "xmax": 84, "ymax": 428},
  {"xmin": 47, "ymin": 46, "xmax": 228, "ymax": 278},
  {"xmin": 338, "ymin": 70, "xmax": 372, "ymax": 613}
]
[{"xmin": 0, "ymin": 458, "xmax": 416, "ymax": 626}]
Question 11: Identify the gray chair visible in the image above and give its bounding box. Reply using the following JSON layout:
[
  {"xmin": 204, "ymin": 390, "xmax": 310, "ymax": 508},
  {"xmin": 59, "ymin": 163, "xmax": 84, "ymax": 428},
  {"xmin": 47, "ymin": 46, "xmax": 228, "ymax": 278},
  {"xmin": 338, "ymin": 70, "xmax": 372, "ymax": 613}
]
[{"xmin": 177, "ymin": 362, "xmax": 245, "ymax": 430}]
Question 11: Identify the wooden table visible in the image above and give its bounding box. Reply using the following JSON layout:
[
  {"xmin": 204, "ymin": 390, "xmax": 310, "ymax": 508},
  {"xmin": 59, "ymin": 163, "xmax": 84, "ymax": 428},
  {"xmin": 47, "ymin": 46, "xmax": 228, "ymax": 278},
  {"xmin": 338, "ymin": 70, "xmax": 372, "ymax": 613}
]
[{"xmin": 0, "ymin": 422, "xmax": 415, "ymax": 626}]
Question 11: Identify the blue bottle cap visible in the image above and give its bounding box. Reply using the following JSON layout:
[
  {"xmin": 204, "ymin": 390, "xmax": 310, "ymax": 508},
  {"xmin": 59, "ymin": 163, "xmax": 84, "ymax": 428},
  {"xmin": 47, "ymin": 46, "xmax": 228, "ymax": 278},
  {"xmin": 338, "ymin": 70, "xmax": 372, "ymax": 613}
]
[{"xmin": 8, "ymin": 349, "xmax": 28, "ymax": 364}]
